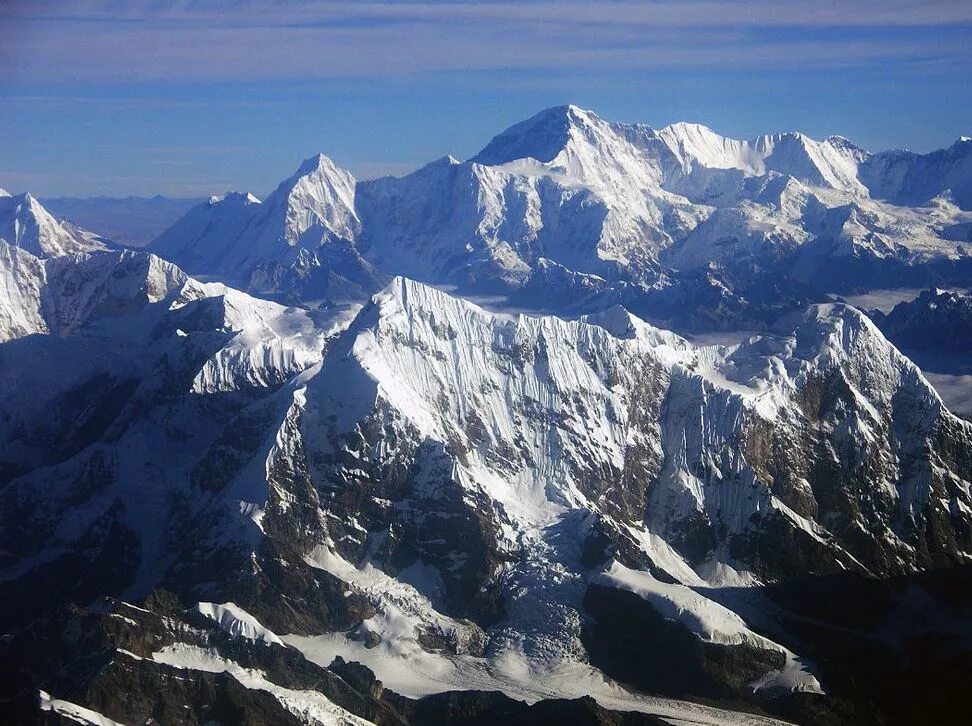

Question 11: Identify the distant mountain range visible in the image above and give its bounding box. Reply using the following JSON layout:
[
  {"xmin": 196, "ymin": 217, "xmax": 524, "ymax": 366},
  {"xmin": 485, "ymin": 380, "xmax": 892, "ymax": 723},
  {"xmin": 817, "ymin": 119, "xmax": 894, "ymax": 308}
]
[
  {"xmin": 42, "ymin": 195, "xmax": 204, "ymax": 247},
  {"xmin": 2, "ymin": 107, "xmax": 972, "ymax": 726}
]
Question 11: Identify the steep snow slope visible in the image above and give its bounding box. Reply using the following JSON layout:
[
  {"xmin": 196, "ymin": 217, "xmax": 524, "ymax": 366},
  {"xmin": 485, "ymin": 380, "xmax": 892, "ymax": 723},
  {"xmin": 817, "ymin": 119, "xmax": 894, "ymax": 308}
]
[
  {"xmin": 296, "ymin": 280, "xmax": 970, "ymax": 584},
  {"xmin": 0, "ymin": 241, "xmax": 48, "ymax": 340},
  {"xmin": 0, "ymin": 192, "xmax": 111, "ymax": 257},
  {"xmin": 656, "ymin": 122, "xmax": 868, "ymax": 194},
  {"xmin": 252, "ymin": 279, "xmax": 970, "ymax": 710},
  {"xmin": 356, "ymin": 106, "xmax": 688, "ymax": 289},
  {"xmin": 0, "ymin": 245, "xmax": 333, "ymax": 564},
  {"xmin": 0, "ymin": 242, "xmax": 331, "ymax": 387},
  {"xmin": 151, "ymin": 191, "xmax": 262, "ymax": 275},
  {"xmin": 0, "ymin": 240, "xmax": 187, "ymax": 341},
  {"xmin": 3, "ymin": 273, "xmax": 971, "ymax": 722}
]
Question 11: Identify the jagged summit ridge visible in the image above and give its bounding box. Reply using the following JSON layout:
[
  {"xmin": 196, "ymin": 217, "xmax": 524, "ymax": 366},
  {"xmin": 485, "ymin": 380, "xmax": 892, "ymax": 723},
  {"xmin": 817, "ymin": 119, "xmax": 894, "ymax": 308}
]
[
  {"xmin": 270, "ymin": 276, "xmax": 971, "ymax": 703},
  {"xmin": 3, "ymin": 244, "xmax": 972, "ymax": 722},
  {"xmin": 473, "ymin": 105, "xmax": 870, "ymax": 193},
  {"xmin": 146, "ymin": 104, "xmax": 972, "ymax": 307},
  {"xmin": 208, "ymin": 191, "xmax": 261, "ymax": 206},
  {"xmin": 5, "ymin": 106, "xmax": 972, "ymax": 725}
]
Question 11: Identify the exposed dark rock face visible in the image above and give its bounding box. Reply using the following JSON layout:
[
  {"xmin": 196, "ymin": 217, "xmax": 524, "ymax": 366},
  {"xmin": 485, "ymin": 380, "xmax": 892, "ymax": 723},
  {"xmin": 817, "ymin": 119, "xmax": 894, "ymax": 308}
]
[
  {"xmin": 2, "ymin": 599, "xmax": 406, "ymax": 725},
  {"xmin": 3, "ymin": 264, "xmax": 972, "ymax": 724},
  {"xmin": 1, "ymin": 595, "xmax": 672, "ymax": 726},
  {"xmin": 582, "ymin": 584, "xmax": 784, "ymax": 704},
  {"xmin": 399, "ymin": 692, "xmax": 667, "ymax": 725},
  {"xmin": 583, "ymin": 568, "xmax": 972, "ymax": 726},
  {"xmin": 761, "ymin": 567, "xmax": 972, "ymax": 726}
]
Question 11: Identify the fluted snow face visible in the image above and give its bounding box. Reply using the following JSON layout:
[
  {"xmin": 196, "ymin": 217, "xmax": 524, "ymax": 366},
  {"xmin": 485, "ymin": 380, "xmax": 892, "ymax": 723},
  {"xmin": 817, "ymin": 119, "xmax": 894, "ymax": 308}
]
[
  {"xmin": 657, "ymin": 124, "xmax": 868, "ymax": 194},
  {"xmin": 268, "ymin": 153, "xmax": 360, "ymax": 246},
  {"xmin": 355, "ymin": 107, "xmax": 971, "ymax": 294},
  {"xmin": 175, "ymin": 279, "xmax": 332, "ymax": 393},
  {"xmin": 307, "ymin": 278, "xmax": 676, "ymax": 521},
  {"xmin": 2, "ymin": 268, "xmax": 970, "ymax": 711},
  {"xmin": 658, "ymin": 121, "xmax": 766, "ymax": 178},
  {"xmin": 356, "ymin": 109, "xmax": 679, "ymax": 287},
  {"xmin": 0, "ymin": 241, "xmax": 48, "ymax": 339},
  {"xmin": 241, "ymin": 278, "xmax": 970, "ymax": 697},
  {"xmin": 0, "ymin": 245, "xmax": 328, "ymax": 390},
  {"xmin": 300, "ymin": 279, "xmax": 970, "ymax": 585},
  {"xmin": 0, "ymin": 245, "xmax": 187, "ymax": 342}
]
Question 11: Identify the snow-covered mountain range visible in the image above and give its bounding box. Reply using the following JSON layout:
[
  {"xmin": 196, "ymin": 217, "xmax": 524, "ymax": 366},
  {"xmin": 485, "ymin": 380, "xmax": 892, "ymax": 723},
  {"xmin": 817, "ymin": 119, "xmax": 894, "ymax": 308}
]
[
  {"xmin": 3, "ymin": 108, "xmax": 972, "ymax": 726},
  {"xmin": 146, "ymin": 106, "xmax": 972, "ymax": 328}
]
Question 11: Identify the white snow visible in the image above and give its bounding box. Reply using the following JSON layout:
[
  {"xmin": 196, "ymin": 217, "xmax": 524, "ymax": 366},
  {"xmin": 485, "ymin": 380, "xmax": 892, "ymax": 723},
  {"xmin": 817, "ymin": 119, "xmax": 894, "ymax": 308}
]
[
  {"xmin": 0, "ymin": 192, "xmax": 110, "ymax": 258},
  {"xmin": 8, "ymin": 104, "xmax": 972, "ymax": 724},
  {"xmin": 594, "ymin": 561, "xmax": 821, "ymax": 694},
  {"xmin": 153, "ymin": 643, "xmax": 374, "ymax": 725},
  {"xmin": 38, "ymin": 690, "xmax": 126, "ymax": 726},
  {"xmin": 194, "ymin": 601, "xmax": 284, "ymax": 645}
]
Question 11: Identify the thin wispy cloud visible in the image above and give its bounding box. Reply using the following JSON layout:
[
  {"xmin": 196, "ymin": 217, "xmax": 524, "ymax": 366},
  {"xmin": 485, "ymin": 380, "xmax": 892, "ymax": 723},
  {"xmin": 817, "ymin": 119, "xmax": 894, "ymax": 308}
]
[
  {"xmin": 6, "ymin": 1, "xmax": 972, "ymax": 28},
  {"xmin": 3, "ymin": 1, "xmax": 971, "ymax": 83},
  {"xmin": 1, "ymin": 1, "xmax": 969, "ymax": 196}
]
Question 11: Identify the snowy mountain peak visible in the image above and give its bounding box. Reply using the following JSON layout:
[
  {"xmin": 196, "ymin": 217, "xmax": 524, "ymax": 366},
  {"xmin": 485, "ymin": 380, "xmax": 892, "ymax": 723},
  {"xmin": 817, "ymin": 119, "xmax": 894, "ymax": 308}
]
[
  {"xmin": 658, "ymin": 121, "xmax": 762, "ymax": 173},
  {"xmin": 0, "ymin": 191, "xmax": 111, "ymax": 258},
  {"xmin": 656, "ymin": 124, "xmax": 868, "ymax": 192},
  {"xmin": 472, "ymin": 107, "xmax": 870, "ymax": 196},
  {"xmin": 263, "ymin": 153, "xmax": 359, "ymax": 245},
  {"xmin": 373, "ymin": 274, "xmax": 476, "ymax": 321},
  {"xmin": 0, "ymin": 187, "xmax": 10, "ymax": 198},
  {"xmin": 151, "ymin": 153, "xmax": 377, "ymax": 298},
  {"xmin": 756, "ymin": 132, "xmax": 868, "ymax": 192},
  {"xmin": 826, "ymin": 134, "xmax": 867, "ymax": 153},
  {"xmin": 471, "ymin": 104, "xmax": 602, "ymax": 166},
  {"xmin": 294, "ymin": 152, "xmax": 345, "ymax": 178}
]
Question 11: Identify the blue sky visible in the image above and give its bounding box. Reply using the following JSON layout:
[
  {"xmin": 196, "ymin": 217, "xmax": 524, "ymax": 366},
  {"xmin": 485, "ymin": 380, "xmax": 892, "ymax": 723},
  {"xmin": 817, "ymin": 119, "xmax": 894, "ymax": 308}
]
[{"xmin": 2, "ymin": 0, "xmax": 971, "ymax": 197}]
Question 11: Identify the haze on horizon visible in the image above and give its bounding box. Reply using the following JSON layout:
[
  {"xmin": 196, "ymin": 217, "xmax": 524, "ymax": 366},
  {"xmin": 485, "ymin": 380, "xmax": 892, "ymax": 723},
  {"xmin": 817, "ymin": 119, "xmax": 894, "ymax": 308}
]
[{"xmin": 1, "ymin": 0, "xmax": 971, "ymax": 197}]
